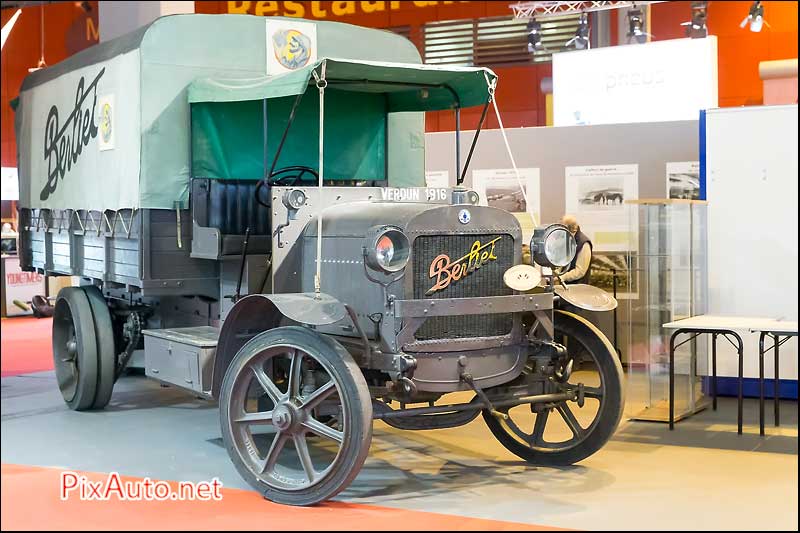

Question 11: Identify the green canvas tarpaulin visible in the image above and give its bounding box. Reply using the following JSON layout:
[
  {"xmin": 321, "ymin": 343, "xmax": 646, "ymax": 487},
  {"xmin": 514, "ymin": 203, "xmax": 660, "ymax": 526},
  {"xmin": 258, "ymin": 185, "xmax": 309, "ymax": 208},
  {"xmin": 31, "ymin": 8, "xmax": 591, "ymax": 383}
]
[
  {"xmin": 188, "ymin": 58, "xmax": 496, "ymax": 111},
  {"xmin": 14, "ymin": 16, "xmax": 428, "ymax": 211},
  {"xmin": 188, "ymin": 58, "xmax": 496, "ymax": 182},
  {"xmin": 191, "ymin": 90, "xmax": 389, "ymax": 182}
]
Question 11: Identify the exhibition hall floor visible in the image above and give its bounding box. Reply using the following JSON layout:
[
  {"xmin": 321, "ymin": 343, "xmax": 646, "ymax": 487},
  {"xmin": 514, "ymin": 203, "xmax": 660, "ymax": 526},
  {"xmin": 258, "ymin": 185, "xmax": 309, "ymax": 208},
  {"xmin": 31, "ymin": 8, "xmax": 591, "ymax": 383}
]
[{"xmin": 1, "ymin": 317, "xmax": 798, "ymax": 531}]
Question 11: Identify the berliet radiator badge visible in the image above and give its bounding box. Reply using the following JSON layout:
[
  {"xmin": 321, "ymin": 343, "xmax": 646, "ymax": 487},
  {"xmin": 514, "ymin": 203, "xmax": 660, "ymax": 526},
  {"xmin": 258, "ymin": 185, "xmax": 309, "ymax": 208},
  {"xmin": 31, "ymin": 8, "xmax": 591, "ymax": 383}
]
[{"xmin": 427, "ymin": 236, "xmax": 502, "ymax": 294}]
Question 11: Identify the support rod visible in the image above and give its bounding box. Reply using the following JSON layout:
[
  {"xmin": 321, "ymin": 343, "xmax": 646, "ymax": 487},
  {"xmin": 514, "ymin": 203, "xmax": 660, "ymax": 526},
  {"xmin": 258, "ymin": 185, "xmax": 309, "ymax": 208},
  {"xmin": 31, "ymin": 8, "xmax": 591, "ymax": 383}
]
[
  {"xmin": 459, "ymin": 98, "xmax": 491, "ymax": 185},
  {"xmin": 455, "ymin": 106, "xmax": 461, "ymax": 181},
  {"xmin": 373, "ymin": 391, "xmax": 575, "ymax": 419}
]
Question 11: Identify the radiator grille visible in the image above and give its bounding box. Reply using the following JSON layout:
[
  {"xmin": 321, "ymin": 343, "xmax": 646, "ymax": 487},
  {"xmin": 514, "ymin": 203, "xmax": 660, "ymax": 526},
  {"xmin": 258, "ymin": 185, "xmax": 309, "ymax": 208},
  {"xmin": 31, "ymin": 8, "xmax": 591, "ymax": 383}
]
[{"xmin": 412, "ymin": 233, "xmax": 514, "ymax": 340}]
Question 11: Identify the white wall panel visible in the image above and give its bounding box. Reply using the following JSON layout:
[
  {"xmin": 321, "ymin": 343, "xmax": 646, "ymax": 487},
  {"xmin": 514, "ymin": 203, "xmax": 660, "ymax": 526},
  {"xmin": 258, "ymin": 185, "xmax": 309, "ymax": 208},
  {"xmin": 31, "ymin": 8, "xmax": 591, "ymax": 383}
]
[{"xmin": 706, "ymin": 105, "xmax": 798, "ymax": 380}]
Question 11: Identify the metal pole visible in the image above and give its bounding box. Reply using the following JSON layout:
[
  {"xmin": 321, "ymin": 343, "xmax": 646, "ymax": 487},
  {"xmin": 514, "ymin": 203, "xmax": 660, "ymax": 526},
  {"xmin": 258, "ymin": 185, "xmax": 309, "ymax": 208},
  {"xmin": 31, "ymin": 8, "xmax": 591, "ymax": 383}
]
[
  {"xmin": 268, "ymin": 92, "xmax": 304, "ymax": 179},
  {"xmin": 669, "ymin": 330, "xmax": 678, "ymax": 430},
  {"xmin": 454, "ymin": 107, "xmax": 461, "ymax": 181},
  {"xmin": 612, "ymin": 267, "xmax": 619, "ymax": 357},
  {"xmin": 759, "ymin": 331, "xmax": 765, "ymax": 436},
  {"xmin": 774, "ymin": 333, "xmax": 780, "ymax": 426},
  {"xmin": 738, "ymin": 332, "xmax": 743, "ymax": 435},
  {"xmin": 312, "ymin": 65, "xmax": 327, "ymax": 297},
  {"xmin": 459, "ymin": 98, "xmax": 491, "ymax": 185},
  {"xmin": 712, "ymin": 332, "xmax": 717, "ymax": 410},
  {"xmin": 262, "ymin": 99, "xmax": 268, "ymax": 178},
  {"xmin": 234, "ymin": 227, "xmax": 251, "ymax": 303}
]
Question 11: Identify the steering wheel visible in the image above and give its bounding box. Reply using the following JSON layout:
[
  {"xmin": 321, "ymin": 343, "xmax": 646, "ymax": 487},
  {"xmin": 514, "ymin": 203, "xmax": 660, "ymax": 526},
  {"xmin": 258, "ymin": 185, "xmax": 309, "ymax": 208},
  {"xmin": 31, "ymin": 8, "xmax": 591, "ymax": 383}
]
[
  {"xmin": 255, "ymin": 166, "xmax": 320, "ymax": 207},
  {"xmin": 268, "ymin": 165, "xmax": 319, "ymax": 186}
]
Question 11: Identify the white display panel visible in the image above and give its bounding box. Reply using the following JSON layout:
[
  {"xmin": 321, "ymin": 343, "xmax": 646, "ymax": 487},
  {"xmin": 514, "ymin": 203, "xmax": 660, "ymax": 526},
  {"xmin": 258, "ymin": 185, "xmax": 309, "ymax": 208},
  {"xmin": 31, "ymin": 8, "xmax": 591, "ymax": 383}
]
[
  {"xmin": 553, "ymin": 37, "xmax": 718, "ymax": 126},
  {"xmin": 425, "ymin": 170, "xmax": 449, "ymax": 188},
  {"xmin": 1, "ymin": 167, "xmax": 18, "ymax": 201},
  {"xmin": 564, "ymin": 164, "xmax": 638, "ymax": 252},
  {"xmin": 472, "ymin": 167, "xmax": 540, "ymax": 241},
  {"xmin": 706, "ymin": 105, "xmax": 798, "ymax": 380},
  {"xmin": 3, "ymin": 256, "xmax": 45, "ymax": 316},
  {"xmin": 666, "ymin": 161, "xmax": 700, "ymax": 200}
]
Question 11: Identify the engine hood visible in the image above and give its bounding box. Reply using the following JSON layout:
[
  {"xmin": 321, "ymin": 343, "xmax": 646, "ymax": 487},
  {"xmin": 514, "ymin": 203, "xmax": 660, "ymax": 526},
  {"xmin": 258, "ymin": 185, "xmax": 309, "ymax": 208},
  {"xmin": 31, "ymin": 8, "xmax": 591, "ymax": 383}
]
[
  {"xmin": 303, "ymin": 201, "xmax": 438, "ymax": 237},
  {"xmin": 303, "ymin": 201, "xmax": 522, "ymax": 239}
]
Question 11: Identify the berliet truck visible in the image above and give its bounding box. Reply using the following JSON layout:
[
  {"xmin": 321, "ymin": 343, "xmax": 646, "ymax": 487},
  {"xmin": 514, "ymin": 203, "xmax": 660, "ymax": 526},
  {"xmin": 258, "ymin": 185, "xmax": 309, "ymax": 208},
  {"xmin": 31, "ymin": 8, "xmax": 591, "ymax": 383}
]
[{"xmin": 14, "ymin": 15, "xmax": 624, "ymax": 505}]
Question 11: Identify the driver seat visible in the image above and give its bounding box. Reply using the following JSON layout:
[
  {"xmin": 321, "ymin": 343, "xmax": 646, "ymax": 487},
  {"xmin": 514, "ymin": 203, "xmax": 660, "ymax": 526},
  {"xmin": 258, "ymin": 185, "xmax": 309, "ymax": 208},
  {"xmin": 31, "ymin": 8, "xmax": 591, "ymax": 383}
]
[{"xmin": 191, "ymin": 178, "xmax": 271, "ymax": 256}]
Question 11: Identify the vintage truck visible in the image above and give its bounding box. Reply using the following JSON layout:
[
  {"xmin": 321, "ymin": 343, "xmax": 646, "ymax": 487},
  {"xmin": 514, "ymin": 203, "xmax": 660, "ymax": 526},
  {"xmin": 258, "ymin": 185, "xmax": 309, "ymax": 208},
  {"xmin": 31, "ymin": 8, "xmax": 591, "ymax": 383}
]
[{"xmin": 14, "ymin": 14, "xmax": 624, "ymax": 505}]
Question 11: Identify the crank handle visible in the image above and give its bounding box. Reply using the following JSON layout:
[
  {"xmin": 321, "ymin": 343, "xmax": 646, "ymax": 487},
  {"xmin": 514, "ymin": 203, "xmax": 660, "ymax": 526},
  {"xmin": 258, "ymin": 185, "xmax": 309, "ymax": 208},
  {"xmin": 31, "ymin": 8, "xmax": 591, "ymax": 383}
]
[{"xmin": 491, "ymin": 409, "xmax": 509, "ymax": 420}]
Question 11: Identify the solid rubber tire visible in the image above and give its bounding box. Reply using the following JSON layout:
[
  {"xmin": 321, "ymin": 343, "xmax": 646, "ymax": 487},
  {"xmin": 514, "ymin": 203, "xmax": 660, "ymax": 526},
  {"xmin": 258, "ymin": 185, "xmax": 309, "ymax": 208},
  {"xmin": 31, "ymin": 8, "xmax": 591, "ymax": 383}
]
[
  {"xmin": 219, "ymin": 326, "xmax": 373, "ymax": 506},
  {"xmin": 483, "ymin": 309, "xmax": 624, "ymax": 466},
  {"xmin": 52, "ymin": 287, "xmax": 98, "ymax": 411},
  {"xmin": 83, "ymin": 285, "xmax": 116, "ymax": 409}
]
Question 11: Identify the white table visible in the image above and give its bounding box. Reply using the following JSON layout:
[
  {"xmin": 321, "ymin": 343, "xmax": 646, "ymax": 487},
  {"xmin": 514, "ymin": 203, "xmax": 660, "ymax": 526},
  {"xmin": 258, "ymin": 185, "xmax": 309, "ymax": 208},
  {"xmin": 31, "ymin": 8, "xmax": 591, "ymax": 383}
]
[
  {"xmin": 750, "ymin": 320, "xmax": 798, "ymax": 435},
  {"xmin": 662, "ymin": 315, "xmax": 796, "ymax": 434}
]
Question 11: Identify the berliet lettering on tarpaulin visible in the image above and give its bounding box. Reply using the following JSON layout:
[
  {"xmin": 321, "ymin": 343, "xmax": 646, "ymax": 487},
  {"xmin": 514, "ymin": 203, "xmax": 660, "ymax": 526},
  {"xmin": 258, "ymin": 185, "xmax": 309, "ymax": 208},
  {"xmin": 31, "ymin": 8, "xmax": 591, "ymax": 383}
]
[{"xmin": 40, "ymin": 68, "xmax": 105, "ymax": 201}]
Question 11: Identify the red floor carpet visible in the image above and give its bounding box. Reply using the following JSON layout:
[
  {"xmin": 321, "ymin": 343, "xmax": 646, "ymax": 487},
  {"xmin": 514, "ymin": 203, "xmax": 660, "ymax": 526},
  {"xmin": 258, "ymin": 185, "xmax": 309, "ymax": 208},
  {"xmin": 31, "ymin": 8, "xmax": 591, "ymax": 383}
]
[
  {"xmin": 0, "ymin": 316, "xmax": 54, "ymax": 376},
  {"xmin": 0, "ymin": 464, "xmax": 558, "ymax": 531}
]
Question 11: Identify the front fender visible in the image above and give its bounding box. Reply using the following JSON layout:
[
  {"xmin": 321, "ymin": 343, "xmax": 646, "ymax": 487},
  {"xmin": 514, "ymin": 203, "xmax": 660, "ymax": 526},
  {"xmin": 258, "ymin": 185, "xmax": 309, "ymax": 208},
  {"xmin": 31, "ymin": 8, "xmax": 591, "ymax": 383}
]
[
  {"xmin": 554, "ymin": 284, "xmax": 617, "ymax": 312},
  {"xmin": 211, "ymin": 292, "xmax": 346, "ymax": 398}
]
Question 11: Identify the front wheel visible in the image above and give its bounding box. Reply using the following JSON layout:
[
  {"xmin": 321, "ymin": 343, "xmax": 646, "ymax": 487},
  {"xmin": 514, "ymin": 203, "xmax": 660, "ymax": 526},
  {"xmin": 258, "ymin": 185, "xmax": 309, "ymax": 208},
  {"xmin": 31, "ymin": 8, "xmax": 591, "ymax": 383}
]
[
  {"xmin": 483, "ymin": 310, "xmax": 624, "ymax": 466},
  {"xmin": 219, "ymin": 326, "xmax": 372, "ymax": 506}
]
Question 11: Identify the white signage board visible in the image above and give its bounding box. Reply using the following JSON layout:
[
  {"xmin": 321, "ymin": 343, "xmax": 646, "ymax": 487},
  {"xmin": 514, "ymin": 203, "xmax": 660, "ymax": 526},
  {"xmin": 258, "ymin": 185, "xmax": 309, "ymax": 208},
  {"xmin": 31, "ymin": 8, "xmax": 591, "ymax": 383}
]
[
  {"xmin": 266, "ymin": 19, "xmax": 317, "ymax": 75},
  {"xmin": 666, "ymin": 161, "xmax": 700, "ymax": 200},
  {"xmin": 1, "ymin": 167, "xmax": 18, "ymax": 201},
  {"xmin": 3, "ymin": 256, "xmax": 45, "ymax": 316},
  {"xmin": 425, "ymin": 170, "xmax": 449, "ymax": 188},
  {"xmin": 564, "ymin": 164, "xmax": 638, "ymax": 252},
  {"xmin": 472, "ymin": 167, "xmax": 540, "ymax": 242},
  {"xmin": 553, "ymin": 37, "xmax": 718, "ymax": 126}
]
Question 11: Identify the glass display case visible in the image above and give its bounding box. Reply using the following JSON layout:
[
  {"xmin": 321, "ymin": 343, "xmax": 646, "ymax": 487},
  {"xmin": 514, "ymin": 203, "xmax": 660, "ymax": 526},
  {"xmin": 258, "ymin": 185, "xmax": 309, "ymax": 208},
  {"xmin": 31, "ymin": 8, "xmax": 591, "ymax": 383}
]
[{"xmin": 625, "ymin": 199, "xmax": 708, "ymax": 422}]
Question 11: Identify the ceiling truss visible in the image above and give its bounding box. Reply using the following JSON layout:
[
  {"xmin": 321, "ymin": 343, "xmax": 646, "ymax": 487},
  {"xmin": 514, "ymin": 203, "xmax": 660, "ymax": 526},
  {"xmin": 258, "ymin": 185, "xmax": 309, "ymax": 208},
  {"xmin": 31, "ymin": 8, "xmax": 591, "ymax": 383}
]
[{"xmin": 509, "ymin": 1, "xmax": 664, "ymax": 19}]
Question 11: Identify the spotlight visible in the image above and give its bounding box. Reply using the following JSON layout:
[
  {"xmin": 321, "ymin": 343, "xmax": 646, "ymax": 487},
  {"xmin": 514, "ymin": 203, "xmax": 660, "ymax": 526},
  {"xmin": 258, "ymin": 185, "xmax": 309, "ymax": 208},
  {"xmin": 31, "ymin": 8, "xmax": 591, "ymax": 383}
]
[
  {"xmin": 565, "ymin": 12, "xmax": 590, "ymax": 50},
  {"xmin": 681, "ymin": 1, "xmax": 708, "ymax": 39},
  {"xmin": 526, "ymin": 18, "xmax": 546, "ymax": 53},
  {"xmin": 740, "ymin": 1, "xmax": 769, "ymax": 32},
  {"xmin": 626, "ymin": 7, "xmax": 652, "ymax": 44}
]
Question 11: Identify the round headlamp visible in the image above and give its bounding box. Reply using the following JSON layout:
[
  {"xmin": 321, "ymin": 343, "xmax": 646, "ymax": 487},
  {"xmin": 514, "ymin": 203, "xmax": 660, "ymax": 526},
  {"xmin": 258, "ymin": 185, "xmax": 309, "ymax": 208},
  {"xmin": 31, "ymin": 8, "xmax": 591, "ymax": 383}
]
[
  {"xmin": 282, "ymin": 189, "xmax": 307, "ymax": 210},
  {"xmin": 364, "ymin": 226, "xmax": 410, "ymax": 273},
  {"xmin": 530, "ymin": 224, "xmax": 577, "ymax": 268}
]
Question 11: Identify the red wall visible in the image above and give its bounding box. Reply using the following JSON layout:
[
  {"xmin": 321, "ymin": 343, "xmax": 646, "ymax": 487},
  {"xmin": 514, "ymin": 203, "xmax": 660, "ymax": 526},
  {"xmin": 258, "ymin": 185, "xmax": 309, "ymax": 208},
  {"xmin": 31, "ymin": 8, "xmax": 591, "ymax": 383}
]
[
  {"xmin": 1, "ymin": 1, "xmax": 798, "ymax": 168},
  {"xmin": 650, "ymin": 1, "xmax": 799, "ymax": 107},
  {"xmin": 428, "ymin": 62, "xmax": 552, "ymax": 132},
  {"xmin": 1, "ymin": 3, "xmax": 98, "ymax": 168}
]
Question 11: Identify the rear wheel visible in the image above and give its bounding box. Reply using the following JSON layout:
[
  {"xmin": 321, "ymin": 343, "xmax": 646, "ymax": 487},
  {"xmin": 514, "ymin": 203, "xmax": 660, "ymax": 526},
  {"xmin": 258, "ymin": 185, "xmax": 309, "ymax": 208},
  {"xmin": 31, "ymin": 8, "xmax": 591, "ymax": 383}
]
[
  {"xmin": 219, "ymin": 326, "xmax": 372, "ymax": 506},
  {"xmin": 84, "ymin": 286, "xmax": 116, "ymax": 409},
  {"xmin": 52, "ymin": 287, "xmax": 98, "ymax": 411},
  {"xmin": 483, "ymin": 310, "xmax": 624, "ymax": 465}
]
